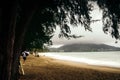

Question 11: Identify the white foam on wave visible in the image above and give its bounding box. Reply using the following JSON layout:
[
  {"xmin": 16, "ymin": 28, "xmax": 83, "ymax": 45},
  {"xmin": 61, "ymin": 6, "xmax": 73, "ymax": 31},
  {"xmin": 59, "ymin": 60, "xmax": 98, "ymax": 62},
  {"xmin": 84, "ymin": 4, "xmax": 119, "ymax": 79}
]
[{"xmin": 39, "ymin": 52, "xmax": 120, "ymax": 68}]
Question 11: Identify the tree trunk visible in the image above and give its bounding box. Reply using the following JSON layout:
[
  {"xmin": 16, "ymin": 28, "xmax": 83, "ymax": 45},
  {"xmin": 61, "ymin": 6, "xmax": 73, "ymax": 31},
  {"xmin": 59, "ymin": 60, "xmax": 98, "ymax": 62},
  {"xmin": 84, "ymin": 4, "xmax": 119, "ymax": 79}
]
[
  {"xmin": 11, "ymin": 2, "xmax": 38, "ymax": 80},
  {"xmin": 0, "ymin": 1, "xmax": 39, "ymax": 80},
  {"xmin": 0, "ymin": 1, "xmax": 17, "ymax": 80}
]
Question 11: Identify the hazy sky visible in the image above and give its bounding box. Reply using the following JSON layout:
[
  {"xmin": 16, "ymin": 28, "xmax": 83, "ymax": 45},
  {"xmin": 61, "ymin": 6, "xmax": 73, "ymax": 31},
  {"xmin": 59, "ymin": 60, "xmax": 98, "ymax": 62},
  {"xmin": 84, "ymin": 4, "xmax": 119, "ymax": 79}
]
[{"xmin": 51, "ymin": 3, "xmax": 120, "ymax": 48}]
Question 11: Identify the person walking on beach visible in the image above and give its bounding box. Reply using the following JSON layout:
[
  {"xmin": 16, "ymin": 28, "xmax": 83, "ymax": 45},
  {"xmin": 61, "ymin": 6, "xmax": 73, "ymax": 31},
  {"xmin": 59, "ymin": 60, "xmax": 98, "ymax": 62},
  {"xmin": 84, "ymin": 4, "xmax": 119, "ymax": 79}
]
[{"xmin": 21, "ymin": 50, "xmax": 30, "ymax": 64}]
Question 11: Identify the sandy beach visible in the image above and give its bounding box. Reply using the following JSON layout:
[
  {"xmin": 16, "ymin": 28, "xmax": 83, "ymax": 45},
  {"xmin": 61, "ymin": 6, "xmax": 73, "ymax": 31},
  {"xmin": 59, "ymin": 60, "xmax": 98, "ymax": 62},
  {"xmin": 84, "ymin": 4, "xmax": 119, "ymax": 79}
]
[{"xmin": 20, "ymin": 54, "xmax": 120, "ymax": 80}]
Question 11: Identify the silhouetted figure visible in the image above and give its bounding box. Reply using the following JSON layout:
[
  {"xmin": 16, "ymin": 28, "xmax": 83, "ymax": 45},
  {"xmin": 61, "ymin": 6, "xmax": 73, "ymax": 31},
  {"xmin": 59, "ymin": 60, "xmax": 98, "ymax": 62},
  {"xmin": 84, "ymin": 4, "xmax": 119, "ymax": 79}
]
[{"xmin": 21, "ymin": 50, "xmax": 29, "ymax": 64}]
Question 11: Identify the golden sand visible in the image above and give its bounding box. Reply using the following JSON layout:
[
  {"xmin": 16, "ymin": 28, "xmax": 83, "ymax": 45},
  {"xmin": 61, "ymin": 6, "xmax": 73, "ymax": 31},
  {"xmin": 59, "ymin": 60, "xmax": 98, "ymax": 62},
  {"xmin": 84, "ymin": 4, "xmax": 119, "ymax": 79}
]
[{"xmin": 20, "ymin": 54, "xmax": 120, "ymax": 80}]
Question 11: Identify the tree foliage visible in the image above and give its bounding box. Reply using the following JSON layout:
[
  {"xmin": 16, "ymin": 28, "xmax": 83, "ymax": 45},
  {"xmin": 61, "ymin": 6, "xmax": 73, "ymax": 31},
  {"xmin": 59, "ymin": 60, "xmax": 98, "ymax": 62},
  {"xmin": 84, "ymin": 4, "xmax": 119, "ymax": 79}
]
[
  {"xmin": 23, "ymin": 0, "xmax": 120, "ymax": 50},
  {"xmin": 23, "ymin": 0, "xmax": 93, "ymax": 50},
  {"xmin": 96, "ymin": 0, "xmax": 120, "ymax": 39}
]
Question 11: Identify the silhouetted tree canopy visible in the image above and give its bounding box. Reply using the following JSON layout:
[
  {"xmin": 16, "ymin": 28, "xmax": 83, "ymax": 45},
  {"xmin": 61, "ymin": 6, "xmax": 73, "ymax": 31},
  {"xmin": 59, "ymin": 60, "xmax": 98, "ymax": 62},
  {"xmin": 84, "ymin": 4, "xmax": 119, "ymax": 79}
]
[
  {"xmin": 96, "ymin": 0, "xmax": 120, "ymax": 39},
  {"xmin": 22, "ymin": 0, "xmax": 93, "ymax": 50},
  {"xmin": 22, "ymin": 0, "xmax": 120, "ymax": 50}
]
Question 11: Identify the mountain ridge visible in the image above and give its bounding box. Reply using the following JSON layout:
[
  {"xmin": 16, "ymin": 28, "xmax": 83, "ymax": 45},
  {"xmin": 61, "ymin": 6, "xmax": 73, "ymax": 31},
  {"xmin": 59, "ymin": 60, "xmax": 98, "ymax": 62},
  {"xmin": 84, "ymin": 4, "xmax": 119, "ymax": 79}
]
[{"xmin": 49, "ymin": 43, "xmax": 120, "ymax": 52}]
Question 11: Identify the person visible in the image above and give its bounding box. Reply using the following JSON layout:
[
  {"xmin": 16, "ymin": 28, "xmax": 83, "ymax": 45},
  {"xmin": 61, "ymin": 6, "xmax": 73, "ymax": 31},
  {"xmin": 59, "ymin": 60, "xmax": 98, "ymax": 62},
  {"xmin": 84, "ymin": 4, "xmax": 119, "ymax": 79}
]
[{"xmin": 21, "ymin": 50, "xmax": 30, "ymax": 64}]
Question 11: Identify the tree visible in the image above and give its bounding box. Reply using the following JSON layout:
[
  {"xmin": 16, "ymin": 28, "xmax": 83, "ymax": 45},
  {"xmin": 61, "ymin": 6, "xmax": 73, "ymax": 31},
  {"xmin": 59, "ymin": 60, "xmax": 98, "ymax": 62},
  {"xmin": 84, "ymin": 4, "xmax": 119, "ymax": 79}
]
[
  {"xmin": 96, "ymin": 0, "xmax": 120, "ymax": 39},
  {"xmin": 23, "ymin": 0, "xmax": 92, "ymax": 51},
  {"xmin": 0, "ymin": 0, "xmax": 120, "ymax": 80},
  {"xmin": 0, "ymin": 0, "xmax": 91, "ymax": 80},
  {"xmin": 0, "ymin": 0, "xmax": 39, "ymax": 80},
  {"xmin": 0, "ymin": 1, "xmax": 18, "ymax": 80}
]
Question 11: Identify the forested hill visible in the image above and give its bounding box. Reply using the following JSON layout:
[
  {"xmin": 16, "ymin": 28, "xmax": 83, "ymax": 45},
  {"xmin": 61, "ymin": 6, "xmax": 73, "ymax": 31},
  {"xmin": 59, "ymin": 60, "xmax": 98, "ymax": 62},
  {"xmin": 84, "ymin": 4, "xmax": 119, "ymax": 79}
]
[{"xmin": 55, "ymin": 43, "xmax": 120, "ymax": 52}]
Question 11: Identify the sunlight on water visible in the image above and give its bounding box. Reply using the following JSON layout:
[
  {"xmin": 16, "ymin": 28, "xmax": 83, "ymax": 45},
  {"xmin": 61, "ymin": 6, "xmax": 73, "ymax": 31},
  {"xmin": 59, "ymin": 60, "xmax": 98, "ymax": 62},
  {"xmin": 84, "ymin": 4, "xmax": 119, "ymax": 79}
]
[{"xmin": 39, "ymin": 52, "xmax": 120, "ymax": 68}]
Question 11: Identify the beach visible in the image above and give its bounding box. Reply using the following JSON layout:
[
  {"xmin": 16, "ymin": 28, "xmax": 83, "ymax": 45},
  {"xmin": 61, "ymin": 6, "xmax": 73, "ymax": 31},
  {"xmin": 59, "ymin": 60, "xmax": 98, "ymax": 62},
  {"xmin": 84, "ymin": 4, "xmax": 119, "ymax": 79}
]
[{"xmin": 20, "ymin": 54, "xmax": 120, "ymax": 80}]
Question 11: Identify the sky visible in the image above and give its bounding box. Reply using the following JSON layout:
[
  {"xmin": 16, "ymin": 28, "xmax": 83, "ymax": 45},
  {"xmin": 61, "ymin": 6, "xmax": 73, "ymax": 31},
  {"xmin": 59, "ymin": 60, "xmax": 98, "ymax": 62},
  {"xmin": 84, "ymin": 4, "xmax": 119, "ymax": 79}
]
[{"xmin": 50, "ymin": 3, "xmax": 120, "ymax": 48}]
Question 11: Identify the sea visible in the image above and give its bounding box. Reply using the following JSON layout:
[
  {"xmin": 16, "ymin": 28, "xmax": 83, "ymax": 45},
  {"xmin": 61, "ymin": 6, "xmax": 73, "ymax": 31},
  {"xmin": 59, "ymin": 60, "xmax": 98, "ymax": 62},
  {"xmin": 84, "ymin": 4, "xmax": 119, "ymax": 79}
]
[{"xmin": 39, "ymin": 51, "xmax": 120, "ymax": 68}]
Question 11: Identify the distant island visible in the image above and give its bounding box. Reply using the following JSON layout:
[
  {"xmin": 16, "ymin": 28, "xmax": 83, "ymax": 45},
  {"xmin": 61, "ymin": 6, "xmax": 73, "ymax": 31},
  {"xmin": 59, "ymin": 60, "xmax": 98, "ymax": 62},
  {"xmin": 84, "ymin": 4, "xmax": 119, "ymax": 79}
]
[{"xmin": 49, "ymin": 43, "xmax": 120, "ymax": 52}]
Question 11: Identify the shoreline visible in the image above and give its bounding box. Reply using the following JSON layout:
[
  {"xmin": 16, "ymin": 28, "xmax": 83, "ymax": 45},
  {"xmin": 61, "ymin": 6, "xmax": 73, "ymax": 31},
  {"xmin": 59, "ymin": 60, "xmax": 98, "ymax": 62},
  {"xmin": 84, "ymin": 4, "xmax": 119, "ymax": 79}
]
[
  {"xmin": 47, "ymin": 56, "xmax": 120, "ymax": 73},
  {"xmin": 39, "ymin": 52, "xmax": 120, "ymax": 69},
  {"xmin": 20, "ymin": 54, "xmax": 120, "ymax": 80},
  {"xmin": 42, "ymin": 55, "xmax": 120, "ymax": 73}
]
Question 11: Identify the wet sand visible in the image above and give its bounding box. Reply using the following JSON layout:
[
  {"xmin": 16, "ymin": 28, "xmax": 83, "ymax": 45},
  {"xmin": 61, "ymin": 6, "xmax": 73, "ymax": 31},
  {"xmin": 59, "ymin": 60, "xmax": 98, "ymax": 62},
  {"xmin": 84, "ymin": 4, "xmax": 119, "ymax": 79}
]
[{"xmin": 20, "ymin": 54, "xmax": 120, "ymax": 80}]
